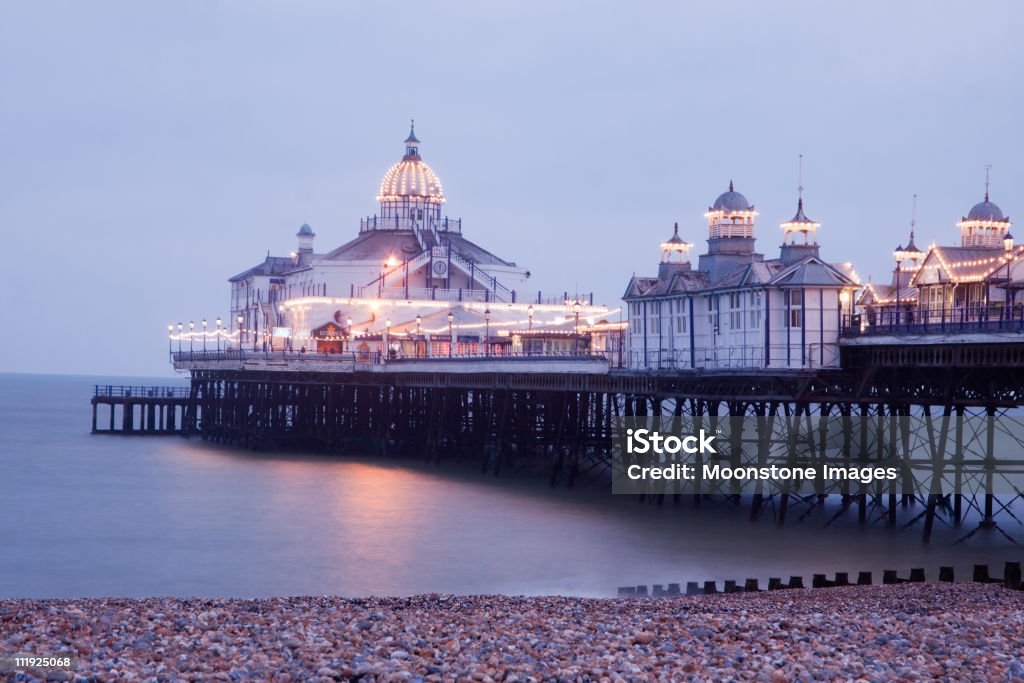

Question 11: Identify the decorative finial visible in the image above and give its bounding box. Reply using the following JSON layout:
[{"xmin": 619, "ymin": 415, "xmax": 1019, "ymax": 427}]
[
  {"xmin": 729, "ymin": 180, "xmax": 734, "ymax": 192},
  {"xmin": 798, "ymin": 154, "xmax": 804, "ymax": 201},
  {"xmin": 404, "ymin": 119, "xmax": 420, "ymax": 146},
  {"xmin": 985, "ymin": 164, "xmax": 992, "ymax": 202},
  {"xmin": 673, "ymin": 222, "xmax": 679, "ymax": 236},
  {"xmin": 910, "ymin": 194, "xmax": 917, "ymax": 240}
]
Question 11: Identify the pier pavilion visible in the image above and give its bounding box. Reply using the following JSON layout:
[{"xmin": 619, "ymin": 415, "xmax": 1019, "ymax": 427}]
[
  {"xmin": 224, "ymin": 123, "xmax": 620, "ymax": 359},
  {"xmin": 623, "ymin": 184, "xmax": 860, "ymax": 370},
  {"xmin": 853, "ymin": 182, "xmax": 1022, "ymax": 336}
]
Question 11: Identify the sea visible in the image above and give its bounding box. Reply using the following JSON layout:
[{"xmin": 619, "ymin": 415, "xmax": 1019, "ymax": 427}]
[{"xmin": 0, "ymin": 372, "xmax": 1017, "ymax": 599}]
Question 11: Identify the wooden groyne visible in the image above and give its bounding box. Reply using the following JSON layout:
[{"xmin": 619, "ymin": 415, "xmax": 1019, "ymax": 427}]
[
  {"xmin": 618, "ymin": 561, "xmax": 1024, "ymax": 597},
  {"xmin": 90, "ymin": 385, "xmax": 193, "ymax": 435}
]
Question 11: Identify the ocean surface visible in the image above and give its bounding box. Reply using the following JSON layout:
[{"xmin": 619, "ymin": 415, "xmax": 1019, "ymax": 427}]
[{"xmin": 0, "ymin": 372, "xmax": 1018, "ymax": 599}]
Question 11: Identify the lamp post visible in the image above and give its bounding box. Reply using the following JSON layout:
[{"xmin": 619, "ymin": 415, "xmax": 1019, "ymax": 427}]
[
  {"xmin": 892, "ymin": 249, "xmax": 903, "ymax": 326},
  {"xmin": 385, "ymin": 318, "xmax": 392, "ymax": 361},
  {"xmin": 216, "ymin": 317, "xmax": 222, "ymax": 352},
  {"xmin": 527, "ymin": 305, "xmax": 534, "ymax": 355},
  {"xmin": 177, "ymin": 323, "xmax": 183, "ymax": 353},
  {"xmin": 236, "ymin": 315, "xmax": 243, "ymax": 349},
  {"xmin": 167, "ymin": 324, "xmax": 173, "ymax": 354},
  {"xmin": 277, "ymin": 305, "xmax": 286, "ymax": 353},
  {"xmin": 202, "ymin": 318, "xmax": 208, "ymax": 352},
  {"xmin": 1005, "ymin": 233, "xmax": 1015, "ymax": 317},
  {"xmin": 189, "ymin": 320, "xmax": 195, "ymax": 352},
  {"xmin": 447, "ymin": 312, "xmax": 454, "ymax": 357},
  {"xmin": 252, "ymin": 304, "xmax": 259, "ymax": 352},
  {"xmin": 484, "ymin": 308, "xmax": 491, "ymax": 356},
  {"xmin": 415, "ymin": 315, "xmax": 422, "ymax": 357},
  {"xmin": 346, "ymin": 317, "xmax": 353, "ymax": 353},
  {"xmin": 573, "ymin": 301, "xmax": 581, "ymax": 354}
]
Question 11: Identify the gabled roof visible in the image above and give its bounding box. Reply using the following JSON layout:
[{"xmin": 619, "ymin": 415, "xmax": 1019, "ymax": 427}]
[
  {"xmin": 625, "ymin": 255, "xmax": 856, "ymax": 299},
  {"xmin": 229, "ymin": 255, "xmax": 296, "ymax": 282},
  {"xmin": 624, "ymin": 270, "xmax": 710, "ymax": 299},
  {"xmin": 445, "ymin": 233, "xmax": 515, "ymax": 266},
  {"xmin": 623, "ymin": 276, "xmax": 662, "ymax": 299},
  {"xmin": 712, "ymin": 261, "xmax": 782, "ymax": 290},
  {"xmin": 321, "ymin": 230, "xmax": 514, "ymax": 267},
  {"xmin": 857, "ymin": 281, "xmax": 915, "ymax": 306},
  {"xmin": 322, "ymin": 231, "xmax": 422, "ymax": 262},
  {"xmin": 768, "ymin": 257, "xmax": 858, "ymax": 287},
  {"xmin": 911, "ymin": 245, "xmax": 1022, "ymax": 285}
]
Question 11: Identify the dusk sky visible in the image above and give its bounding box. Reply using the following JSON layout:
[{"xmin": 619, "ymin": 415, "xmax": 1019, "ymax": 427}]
[{"xmin": 2, "ymin": 1, "xmax": 1021, "ymax": 377}]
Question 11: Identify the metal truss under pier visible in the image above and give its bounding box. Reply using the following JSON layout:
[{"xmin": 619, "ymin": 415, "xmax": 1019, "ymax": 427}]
[{"xmin": 171, "ymin": 341, "xmax": 1024, "ymax": 544}]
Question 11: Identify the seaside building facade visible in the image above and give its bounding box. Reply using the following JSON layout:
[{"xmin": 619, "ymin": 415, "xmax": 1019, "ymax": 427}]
[
  {"xmin": 623, "ymin": 184, "xmax": 859, "ymax": 370},
  {"xmin": 858, "ymin": 184, "xmax": 1021, "ymax": 329},
  {"xmin": 227, "ymin": 125, "xmax": 619, "ymax": 358}
]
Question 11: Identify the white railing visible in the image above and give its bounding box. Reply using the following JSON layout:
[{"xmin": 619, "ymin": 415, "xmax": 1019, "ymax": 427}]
[
  {"xmin": 629, "ymin": 344, "xmax": 840, "ymax": 371},
  {"xmin": 354, "ymin": 286, "xmax": 499, "ymax": 302},
  {"xmin": 359, "ymin": 216, "xmax": 462, "ymax": 233}
]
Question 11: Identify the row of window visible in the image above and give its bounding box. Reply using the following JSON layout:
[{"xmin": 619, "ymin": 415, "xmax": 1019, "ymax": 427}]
[{"xmin": 629, "ymin": 290, "xmax": 814, "ymax": 338}]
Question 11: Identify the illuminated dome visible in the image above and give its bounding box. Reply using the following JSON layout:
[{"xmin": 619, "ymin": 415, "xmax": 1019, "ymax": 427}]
[
  {"xmin": 966, "ymin": 198, "xmax": 1005, "ymax": 222},
  {"xmin": 376, "ymin": 122, "xmax": 445, "ymax": 203},
  {"xmin": 711, "ymin": 181, "xmax": 753, "ymax": 212}
]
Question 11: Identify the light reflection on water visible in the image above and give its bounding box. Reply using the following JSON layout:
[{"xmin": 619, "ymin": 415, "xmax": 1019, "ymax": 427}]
[{"xmin": 0, "ymin": 373, "xmax": 1018, "ymax": 599}]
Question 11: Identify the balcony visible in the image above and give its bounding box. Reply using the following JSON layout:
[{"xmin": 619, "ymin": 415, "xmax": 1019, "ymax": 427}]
[{"xmin": 842, "ymin": 305, "xmax": 1024, "ymax": 338}]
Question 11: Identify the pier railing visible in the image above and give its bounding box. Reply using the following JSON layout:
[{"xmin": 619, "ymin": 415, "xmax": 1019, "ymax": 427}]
[
  {"xmin": 93, "ymin": 385, "xmax": 191, "ymax": 398},
  {"xmin": 170, "ymin": 349, "xmax": 610, "ymax": 365},
  {"xmin": 844, "ymin": 305, "xmax": 1024, "ymax": 337}
]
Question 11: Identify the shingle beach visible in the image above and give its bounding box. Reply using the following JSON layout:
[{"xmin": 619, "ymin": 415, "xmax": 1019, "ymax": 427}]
[{"xmin": 2, "ymin": 584, "xmax": 1022, "ymax": 682}]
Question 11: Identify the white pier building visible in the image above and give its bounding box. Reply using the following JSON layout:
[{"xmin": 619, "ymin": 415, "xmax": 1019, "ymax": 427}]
[
  {"xmin": 226, "ymin": 124, "xmax": 618, "ymax": 359},
  {"xmin": 856, "ymin": 183, "xmax": 1021, "ymax": 332},
  {"xmin": 623, "ymin": 183, "xmax": 859, "ymax": 370}
]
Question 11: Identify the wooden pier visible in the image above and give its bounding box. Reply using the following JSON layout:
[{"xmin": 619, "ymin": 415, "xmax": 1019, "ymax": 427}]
[
  {"xmin": 87, "ymin": 338, "xmax": 1024, "ymax": 542},
  {"xmin": 90, "ymin": 385, "xmax": 193, "ymax": 435}
]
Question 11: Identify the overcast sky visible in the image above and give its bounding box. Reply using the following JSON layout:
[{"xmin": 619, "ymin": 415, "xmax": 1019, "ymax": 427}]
[{"xmin": 2, "ymin": 1, "xmax": 1021, "ymax": 377}]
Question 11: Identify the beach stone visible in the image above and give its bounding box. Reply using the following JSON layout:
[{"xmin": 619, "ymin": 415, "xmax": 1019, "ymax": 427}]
[
  {"xmin": 0, "ymin": 586, "xmax": 1021, "ymax": 681},
  {"xmin": 633, "ymin": 631, "xmax": 655, "ymax": 645}
]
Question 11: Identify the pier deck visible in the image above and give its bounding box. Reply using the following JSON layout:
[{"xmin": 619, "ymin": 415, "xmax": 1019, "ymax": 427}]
[
  {"xmin": 90, "ymin": 334, "xmax": 1024, "ymax": 542},
  {"xmin": 91, "ymin": 385, "xmax": 192, "ymax": 435}
]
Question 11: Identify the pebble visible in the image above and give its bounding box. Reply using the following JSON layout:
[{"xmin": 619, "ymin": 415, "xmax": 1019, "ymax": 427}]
[{"xmin": 0, "ymin": 585, "xmax": 1021, "ymax": 680}]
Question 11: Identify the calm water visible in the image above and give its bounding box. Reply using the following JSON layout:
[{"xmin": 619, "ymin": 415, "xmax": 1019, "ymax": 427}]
[{"xmin": 0, "ymin": 372, "xmax": 1018, "ymax": 599}]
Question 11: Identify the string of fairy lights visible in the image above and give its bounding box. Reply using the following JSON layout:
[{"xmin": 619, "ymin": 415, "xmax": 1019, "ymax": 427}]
[
  {"xmin": 167, "ymin": 301, "xmax": 623, "ymax": 348},
  {"xmin": 377, "ymin": 160, "xmax": 445, "ymax": 202}
]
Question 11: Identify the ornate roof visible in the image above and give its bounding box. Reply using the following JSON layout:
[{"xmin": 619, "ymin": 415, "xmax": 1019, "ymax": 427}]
[
  {"xmin": 711, "ymin": 181, "xmax": 753, "ymax": 212},
  {"xmin": 378, "ymin": 125, "xmax": 445, "ymax": 202},
  {"xmin": 782, "ymin": 198, "xmax": 818, "ymax": 226},
  {"xmin": 966, "ymin": 197, "xmax": 1006, "ymax": 222},
  {"xmin": 378, "ymin": 160, "xmax": 445, "ymax": 201},
  {"xmin": 663, "ymin": 222, "xmax": 688, "ymax": 244}
]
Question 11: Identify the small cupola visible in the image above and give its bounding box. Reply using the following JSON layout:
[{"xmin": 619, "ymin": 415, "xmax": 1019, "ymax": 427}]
[
  {"xmin": 658, "ymin": 223, "xmax": 693, "ymax": 277},
  {"xmin": 403, "ymin": 120, "xmax": 420, "ymax": 160},
  {"xmin": 296, "ymin": 223, "xmax": 315, "ymax": 255}
]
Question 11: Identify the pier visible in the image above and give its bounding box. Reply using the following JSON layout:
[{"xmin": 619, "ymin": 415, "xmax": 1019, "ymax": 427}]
[
  {"xmin": 91, "ymin": 385, "xmax": 193, "ymax": 435},
  {"xmin": 94, "ymin": 129, "xmax": 1024, "ymax": 543},
  {"xmin": 107, "ymin": 322, "xmax": 1024, "ymax": 542}
]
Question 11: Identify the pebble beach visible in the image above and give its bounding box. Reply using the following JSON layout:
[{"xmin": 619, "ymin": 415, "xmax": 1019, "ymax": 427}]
[{"xmin": 2, "ymin": 584, "xmax": 1022, "ymax": 682}]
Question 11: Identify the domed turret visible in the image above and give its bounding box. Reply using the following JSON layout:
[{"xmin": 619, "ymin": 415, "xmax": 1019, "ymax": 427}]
[
  {"xmin": 959, "ymin": 172, "xmax": 1011, "ymax": 248},
  {"xmin": 967, "ymin": 199, "xmax": 1005, "ymax": 222},
  {"xmin": 373, "ymin": 122, "xmax": 447, "ymax": 231},
  {"xmin": 377, "ymin": 121, "xmax": 445, "ymax": 203},
  {"xmin": 711, "ymin": 181, "xmax": 753, "ymax": 212},
  {"xmin": 296, "ymin": 223, "xmax": 315, "ymax": 255},
  {"xmin": 705, "ymin": 180, "xmax": 757, "ymax": 245}
]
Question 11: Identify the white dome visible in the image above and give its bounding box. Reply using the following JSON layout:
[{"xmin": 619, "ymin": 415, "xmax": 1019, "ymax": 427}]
[{"xmin": 377, "ymin": 159, "xmax": 445, "ymax": 202}]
